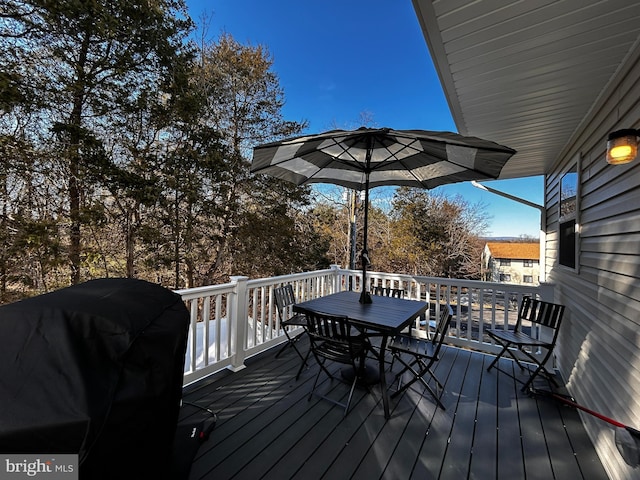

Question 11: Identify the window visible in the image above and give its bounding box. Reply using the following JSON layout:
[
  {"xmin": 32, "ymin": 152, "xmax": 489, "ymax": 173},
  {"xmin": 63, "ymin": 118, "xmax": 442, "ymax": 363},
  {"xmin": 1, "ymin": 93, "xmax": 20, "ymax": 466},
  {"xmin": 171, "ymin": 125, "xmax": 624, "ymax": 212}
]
[
  {"xmin": 523, "ymin": 275, "xmax": 533, "ymax": 283},
  {"xmin": 499, "ymin": 274, "xmax": 511, "ymax": 282},
  {"xmin": 500, "ymin": 259, "xmax": 511, "ymax": 266},
  {"xmin": 559, "ymin": 161, "xmax": 579, "ymax": 269},
  {"xmin": 523, "ymin": 259, "xmax": 533, "ymax": 267},
  {"xmin": 559, "ymin": 221, "xmax": 576, "ymax": 267}
]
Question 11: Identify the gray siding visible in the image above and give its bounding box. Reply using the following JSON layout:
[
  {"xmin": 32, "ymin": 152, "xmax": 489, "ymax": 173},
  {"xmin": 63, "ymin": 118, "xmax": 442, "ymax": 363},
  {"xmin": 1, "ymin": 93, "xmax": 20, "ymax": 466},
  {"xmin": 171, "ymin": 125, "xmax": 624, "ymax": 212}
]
[{"xmin": 545, "ymin": 42, "xmax": 640, "ymax": 480}]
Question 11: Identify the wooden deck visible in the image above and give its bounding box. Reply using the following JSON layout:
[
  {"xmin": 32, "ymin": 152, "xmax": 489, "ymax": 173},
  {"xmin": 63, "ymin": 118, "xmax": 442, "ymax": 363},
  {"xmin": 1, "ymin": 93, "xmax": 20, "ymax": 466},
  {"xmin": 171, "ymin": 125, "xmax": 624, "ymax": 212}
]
[{"xmin": 179, "ymin": 338, "xmax": 608, "ymax": 479}]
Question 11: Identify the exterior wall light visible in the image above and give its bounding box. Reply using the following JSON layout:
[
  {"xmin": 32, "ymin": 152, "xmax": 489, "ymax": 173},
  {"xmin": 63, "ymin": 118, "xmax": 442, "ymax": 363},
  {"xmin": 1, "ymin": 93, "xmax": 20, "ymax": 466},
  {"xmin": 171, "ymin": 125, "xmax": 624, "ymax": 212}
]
[{"xmin": 606, "ymin": 129, "xmax": 639, "ymax": 165}]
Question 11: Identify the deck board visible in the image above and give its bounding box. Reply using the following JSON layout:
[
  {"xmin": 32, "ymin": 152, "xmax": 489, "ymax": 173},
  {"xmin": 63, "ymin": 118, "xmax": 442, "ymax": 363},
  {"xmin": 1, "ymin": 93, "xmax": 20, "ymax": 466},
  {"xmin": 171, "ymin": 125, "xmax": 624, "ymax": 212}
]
[
  {"xmin": 412, "ymin": 347, "xmax": 462, "ymax": 479},
  {"xmin": 440, "ymin": 350, "xmax": 480, "ymax": 480},
  {"xmin": 180, "ymin": 339, "xmax": 609, "ymax": 480},
  {"xmin": 519, "ymin": 385, "xmax": 555, "ymax": 480},
  {"xmin": 469, "ymin": 353, "xmax": 499, "ymax": 479}
]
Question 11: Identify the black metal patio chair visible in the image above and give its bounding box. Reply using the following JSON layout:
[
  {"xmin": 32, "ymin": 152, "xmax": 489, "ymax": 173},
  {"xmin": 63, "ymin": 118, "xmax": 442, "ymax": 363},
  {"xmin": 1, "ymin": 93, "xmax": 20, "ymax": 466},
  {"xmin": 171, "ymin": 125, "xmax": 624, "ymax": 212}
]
[
  {"xmin": 486, "ymin": 295, "xmax": 565, "ymax": 392},
  {"xmin": 372, "ymin": 285, "xmax": 411, "ymax": 333},
  {"xmin": 274, "ymin": 284, "xmax": 308, "ymax": 379},
  {"xmin": 388, "ymin": 303, "xmax": 453, "ymax": 410},
  {"xmin": 301, "ymin": 309, "xmax": 370, "ymax": 416}
]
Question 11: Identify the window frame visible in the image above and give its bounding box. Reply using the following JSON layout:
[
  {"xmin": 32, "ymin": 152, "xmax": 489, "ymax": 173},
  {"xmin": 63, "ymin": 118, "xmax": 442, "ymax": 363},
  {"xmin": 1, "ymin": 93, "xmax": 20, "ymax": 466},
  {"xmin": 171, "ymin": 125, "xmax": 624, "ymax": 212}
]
[{"xmin": 558, "ymin": 155, "xmax": 580, "ymax": 271}]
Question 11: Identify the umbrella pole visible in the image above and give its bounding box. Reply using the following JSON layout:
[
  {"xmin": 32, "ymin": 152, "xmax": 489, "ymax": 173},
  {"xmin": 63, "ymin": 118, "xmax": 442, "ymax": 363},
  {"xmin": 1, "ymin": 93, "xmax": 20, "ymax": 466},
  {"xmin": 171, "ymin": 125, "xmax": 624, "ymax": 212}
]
[{"xmin": 359, "ymin": 172, "xmax": 372, "ymax": 304}]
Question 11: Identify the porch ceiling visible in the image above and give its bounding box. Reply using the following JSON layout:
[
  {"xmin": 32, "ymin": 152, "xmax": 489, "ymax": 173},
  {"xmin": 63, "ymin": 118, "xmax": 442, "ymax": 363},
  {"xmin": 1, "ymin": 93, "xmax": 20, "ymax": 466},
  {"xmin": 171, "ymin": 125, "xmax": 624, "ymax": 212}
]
[{"xmin": 412, "ymin": 0, "xmax": 640, "ymax": 179}]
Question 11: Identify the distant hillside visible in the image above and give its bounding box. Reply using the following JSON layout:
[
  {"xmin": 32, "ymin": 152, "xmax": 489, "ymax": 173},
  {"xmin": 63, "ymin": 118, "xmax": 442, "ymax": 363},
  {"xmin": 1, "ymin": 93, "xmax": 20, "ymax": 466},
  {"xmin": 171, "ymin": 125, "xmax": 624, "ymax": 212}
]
[{"xmin": 482, "ymin": 236, "xmax": 540, "ymax": 242}]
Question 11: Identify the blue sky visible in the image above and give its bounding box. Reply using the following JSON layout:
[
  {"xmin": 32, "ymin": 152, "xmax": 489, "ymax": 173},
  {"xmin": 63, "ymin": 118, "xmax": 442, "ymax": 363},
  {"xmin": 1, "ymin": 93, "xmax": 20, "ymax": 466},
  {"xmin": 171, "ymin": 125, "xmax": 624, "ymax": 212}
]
[{"xmin": 185, "ymin": 0, "xmax": 544, "ymax": 238}]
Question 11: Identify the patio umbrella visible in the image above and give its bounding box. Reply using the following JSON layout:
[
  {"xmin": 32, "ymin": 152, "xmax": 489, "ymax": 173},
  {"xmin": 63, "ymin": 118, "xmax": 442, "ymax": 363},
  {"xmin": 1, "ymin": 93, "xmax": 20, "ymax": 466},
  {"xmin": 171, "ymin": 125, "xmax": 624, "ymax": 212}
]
[{"xmin": 251, "ymin": 127, "xmax": 516, "ymax": 303}]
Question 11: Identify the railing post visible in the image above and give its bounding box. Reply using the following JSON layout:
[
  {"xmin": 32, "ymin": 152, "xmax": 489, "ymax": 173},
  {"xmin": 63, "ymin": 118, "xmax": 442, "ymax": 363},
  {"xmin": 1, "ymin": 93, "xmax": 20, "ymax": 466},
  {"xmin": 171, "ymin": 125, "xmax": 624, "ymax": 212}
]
[
  {"xmin": 229, "ymin": 275, "xmax": 249, "ymax": 372},
  {"xmin": 330, "ymin": 264, "xmax": 341, "ymax": 293}
]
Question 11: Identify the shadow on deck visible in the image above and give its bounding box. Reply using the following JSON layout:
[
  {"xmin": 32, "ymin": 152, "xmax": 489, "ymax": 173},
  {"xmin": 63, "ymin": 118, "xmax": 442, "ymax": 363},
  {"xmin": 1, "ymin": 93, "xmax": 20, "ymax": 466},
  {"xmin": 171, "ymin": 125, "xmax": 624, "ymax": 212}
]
[{"xmin": 179, "ymin": 339, "xmax": 607, "ymax": 479}]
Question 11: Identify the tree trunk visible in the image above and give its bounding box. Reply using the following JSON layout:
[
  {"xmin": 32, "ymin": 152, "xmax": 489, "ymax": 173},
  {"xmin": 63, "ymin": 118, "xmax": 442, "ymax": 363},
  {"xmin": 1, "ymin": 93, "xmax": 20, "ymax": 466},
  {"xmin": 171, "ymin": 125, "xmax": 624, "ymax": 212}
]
[
  {"xmin": 126, "ymin": 211, "xmax": 135, "ymax": 278},
  {"xmin": 67, "ymin": 34, "xmax": 91, "ymax": 285},
  {"xmin": 68, "ymin": 143, "xmax": 81, "ymax": 285}
]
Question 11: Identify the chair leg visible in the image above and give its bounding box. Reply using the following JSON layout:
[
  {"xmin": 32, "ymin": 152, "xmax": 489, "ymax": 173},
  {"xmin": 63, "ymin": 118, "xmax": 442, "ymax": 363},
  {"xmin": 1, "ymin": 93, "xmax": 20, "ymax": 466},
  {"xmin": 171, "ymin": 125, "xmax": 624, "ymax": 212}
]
[
  {"xmin": 310, "ymin": 351, "xmax": 335, "ymax": 380},
  {"xmin": 486, "ymin": 344, "xmax": 509, "ymax": 371},
  {"xmin": 289, "ymin": 339, "xmax": 308, "ymax": 365},
  {"xmin": 396, "ymin": 365, "xmax": 446, "ymax": 410},
  {"xmin": 276, "ymin": 330, "xmax": 309, "ymax": 381},
  {"xmin": 275, "ymin": 331, "xmax": 306, "ymax": 361},
  {"xmin": 308, "ymin": 365, "xmax": 323, "ymax": 402},
  {"xmin": 415, "ymin": 357, "xmax": 444, "ymax": 390},
  {"xmin": 276, "ymin": 337, "xmax": 291, "ymax": 358},
  {"xmin": 274, "ymin": 339, "xmax": 291, "ymax": 358},
  {"xmin": 307, "ymin": 358, "xmax": 359, "ymax": 416},
  {"xmin": 343, "ymin": 373, "xmax": 359, "ymax": 416},
  {"xmin": 275, "ymin": 326, "xmax": 296, "ymax": 358},
  {"xmin": 389, "ymin": 353, "xmax": 396, "ymax": 373},
  {"xmin": 488, "ymin": 342, "xmax": 531, "ymax": 372},
  {"xmin": 489, "ymin": 342, "xmax": 559, "ymax": 392},
  {"xmin": 296, "ymin": 349, "xmax": 312, "ymax": 380},
  {"xmin": 390, "ymin": 354, "xmax": 422, "ymax": 385},
  {"xmin": 390, "ymin": 354, "xmax": 446, "ymax": 410},
  {"xmin": 520, "ymin": 349, "xmax": 559, "ymax": 392}
]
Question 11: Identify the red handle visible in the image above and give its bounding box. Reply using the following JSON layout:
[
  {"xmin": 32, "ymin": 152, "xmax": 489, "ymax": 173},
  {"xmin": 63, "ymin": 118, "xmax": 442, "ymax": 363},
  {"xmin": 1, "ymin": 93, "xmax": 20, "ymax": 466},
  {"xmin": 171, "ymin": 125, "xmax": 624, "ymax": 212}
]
[{"xmin": 550, "ymin": 392, "xmax": 627, "ymax": 428}]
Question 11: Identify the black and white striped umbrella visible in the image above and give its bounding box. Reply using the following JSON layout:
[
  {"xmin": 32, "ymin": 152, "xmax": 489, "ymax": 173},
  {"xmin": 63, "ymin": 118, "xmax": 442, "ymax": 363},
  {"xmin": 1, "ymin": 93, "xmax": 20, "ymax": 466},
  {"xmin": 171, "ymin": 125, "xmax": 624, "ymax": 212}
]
[{"xmin": 251, "ymin": 127, "xmax": 516, "ymax": 302}]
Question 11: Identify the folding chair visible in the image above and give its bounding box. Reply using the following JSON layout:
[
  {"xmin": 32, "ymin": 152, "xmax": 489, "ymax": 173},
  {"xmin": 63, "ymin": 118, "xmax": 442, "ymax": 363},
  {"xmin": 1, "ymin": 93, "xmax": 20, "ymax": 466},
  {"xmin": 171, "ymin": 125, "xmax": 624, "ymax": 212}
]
[
  {"xmin": 486, "ymin": 296, "xmax": 565, "ymax": 392},
  {"xmin": 371, "ymin": 287, "xmax": 430, "ymax": 337},
  {"xmin": 301, "ymin": 309, "xmax": 369, "ymax": 416},
  {"xmin": 388, "ymin": 304, "xmax": 453, "ymax": 410},
  {"xmin": 273, "ymin": 285, "xmax": 308, "ymax": 379},
  {"xmin": 372, "ymin": 286, "xmax": 412, "ymax": 335}
]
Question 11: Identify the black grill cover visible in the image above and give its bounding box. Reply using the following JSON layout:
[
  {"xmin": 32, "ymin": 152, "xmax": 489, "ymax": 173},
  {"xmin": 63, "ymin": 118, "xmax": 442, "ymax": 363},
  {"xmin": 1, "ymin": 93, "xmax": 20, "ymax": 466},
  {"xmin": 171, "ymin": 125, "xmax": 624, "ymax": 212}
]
[{"xmin": 0, "ymin": 278, "xmax": 189, "ymax": 479}]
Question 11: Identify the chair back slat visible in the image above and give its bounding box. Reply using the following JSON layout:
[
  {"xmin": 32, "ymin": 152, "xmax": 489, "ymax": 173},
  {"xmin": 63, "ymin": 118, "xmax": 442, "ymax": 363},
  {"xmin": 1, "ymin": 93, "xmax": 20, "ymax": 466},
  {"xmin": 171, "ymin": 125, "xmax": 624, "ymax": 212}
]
[
  {"xmin": 433, "ymin": 305, "xmax": 452, "ymax": 342},
  {"xmin": 518, "ymin": 296, "xmax": 565, "ymax": 330},
  {"xmin": 305, "ymin": 310, "xmax": 349, "ymax": 342},
  {"xmin": 372, "ymin": 286, "xmax": 405, "ymax": 298},
  {"xmin": 432, "ymin": 304, "xmax": 453, "ymax": 355},
  {"xmin": 536, "ymin": 300, "xmax": 564, "ymax": 329},
  {"xmin": 274, "ymin": 284, "xmax": 296, "ymax": 318},
  {"xmin": 301, "ymin": 309, "xmax": 365, "ymax": 363}
]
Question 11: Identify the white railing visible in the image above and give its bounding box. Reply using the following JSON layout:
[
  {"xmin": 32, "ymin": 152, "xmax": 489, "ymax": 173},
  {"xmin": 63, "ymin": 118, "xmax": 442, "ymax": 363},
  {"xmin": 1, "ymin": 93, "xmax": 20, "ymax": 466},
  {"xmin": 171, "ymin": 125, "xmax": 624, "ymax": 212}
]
[{"xmin": 177, "ymin": 265, "xmax": 553, "ymax": 386}]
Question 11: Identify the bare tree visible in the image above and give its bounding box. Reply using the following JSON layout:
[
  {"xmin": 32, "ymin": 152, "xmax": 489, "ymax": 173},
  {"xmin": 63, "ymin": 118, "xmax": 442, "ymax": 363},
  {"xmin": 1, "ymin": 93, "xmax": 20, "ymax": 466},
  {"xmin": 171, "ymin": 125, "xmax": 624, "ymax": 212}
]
[{"xmin": 376, "ymin": 188, "xmax": 491, "ymax": 279}]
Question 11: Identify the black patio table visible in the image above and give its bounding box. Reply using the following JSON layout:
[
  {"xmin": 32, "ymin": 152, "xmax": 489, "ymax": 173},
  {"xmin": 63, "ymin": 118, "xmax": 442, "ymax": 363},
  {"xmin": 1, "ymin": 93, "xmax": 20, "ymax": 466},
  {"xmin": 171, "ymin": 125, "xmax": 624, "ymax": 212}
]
[{"xmin": 293, "ymin": 290, "xmax": 430, "ymax": 419}]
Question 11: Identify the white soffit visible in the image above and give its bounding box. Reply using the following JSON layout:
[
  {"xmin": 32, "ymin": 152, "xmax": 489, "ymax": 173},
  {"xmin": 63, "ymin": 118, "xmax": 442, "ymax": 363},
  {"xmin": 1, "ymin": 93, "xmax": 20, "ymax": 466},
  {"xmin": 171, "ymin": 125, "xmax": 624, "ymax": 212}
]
[{"xmin": 412, "ymin": 0, "xmax": 640, "ymax": 178}]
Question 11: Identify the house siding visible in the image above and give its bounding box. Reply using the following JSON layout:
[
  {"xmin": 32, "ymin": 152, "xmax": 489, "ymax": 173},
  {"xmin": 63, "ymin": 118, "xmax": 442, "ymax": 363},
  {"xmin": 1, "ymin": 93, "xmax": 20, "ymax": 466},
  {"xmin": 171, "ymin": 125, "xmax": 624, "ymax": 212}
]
[{"xmin": 545, "ymin": 42, "xmax": 640, "ymax": 480}]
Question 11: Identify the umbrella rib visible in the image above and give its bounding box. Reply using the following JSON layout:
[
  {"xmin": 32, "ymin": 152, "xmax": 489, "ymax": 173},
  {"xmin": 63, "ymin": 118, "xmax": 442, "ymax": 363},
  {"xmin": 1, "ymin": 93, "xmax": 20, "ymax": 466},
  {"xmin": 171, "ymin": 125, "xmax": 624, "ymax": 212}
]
[
  {"xmin": 388, "ymin": 130, "xmax": 515, "ymax": 154},
  {"xmin": 318, "ymin": 135, "xmax": 370, "ymax": 170},
  {"xmin": 297, "ymin": 136, "xmax": 369, "ymax": 187},
  {"xmin": 366, "ymin": 138, "xmax": 420, "ymax": 173}
]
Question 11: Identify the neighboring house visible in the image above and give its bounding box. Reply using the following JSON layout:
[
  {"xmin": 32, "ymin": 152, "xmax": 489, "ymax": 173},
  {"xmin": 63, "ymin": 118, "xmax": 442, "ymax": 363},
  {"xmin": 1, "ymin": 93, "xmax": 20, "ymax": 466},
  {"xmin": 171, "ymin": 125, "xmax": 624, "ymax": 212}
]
[
  {"xmin": 414, "ymin": 1, "xmax": 640, "ymax": 479},
  {"xmin": 481, "ymin": 242, "xmax": 540, "ymax": 285}
]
